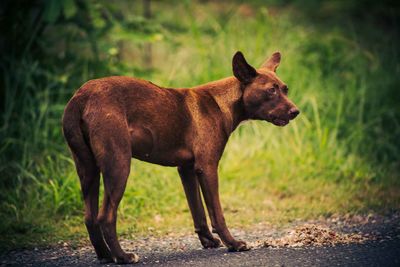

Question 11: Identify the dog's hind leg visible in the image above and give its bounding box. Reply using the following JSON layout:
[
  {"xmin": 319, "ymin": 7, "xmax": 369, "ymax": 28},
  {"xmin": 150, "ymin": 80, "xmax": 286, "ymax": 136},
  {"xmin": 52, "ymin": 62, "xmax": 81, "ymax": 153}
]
[
  {"xmin": 72, "ymin": 153, "xmax": 113, "ymax": 262},
  {"xmin": 93, "ymin": 124, "xmax": 139, "ymax": 264},
  {"xmin": 63, "ymin": 102, "xmax": 112, "ymax": 262},
  {"xmin": 178, "ymin": 165, "xmax": 221, "ymax": 249}
]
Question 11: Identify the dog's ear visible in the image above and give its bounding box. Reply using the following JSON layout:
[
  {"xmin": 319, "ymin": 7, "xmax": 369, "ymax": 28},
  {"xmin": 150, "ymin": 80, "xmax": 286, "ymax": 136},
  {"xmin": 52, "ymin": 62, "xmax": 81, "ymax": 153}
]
[
  {"xmin": 260, "ymin": 51, "xmax": 281, "ymax": 72},
  {"xmin": 232, "ymin": 51, "xmax": 257, "ymax": 84}
]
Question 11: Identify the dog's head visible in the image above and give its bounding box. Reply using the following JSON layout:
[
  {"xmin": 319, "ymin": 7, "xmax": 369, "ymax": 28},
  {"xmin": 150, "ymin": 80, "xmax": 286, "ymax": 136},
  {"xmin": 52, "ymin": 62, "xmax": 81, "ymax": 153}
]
[{"xmin": 232, "ymin": 51, "xmax": 299, "ymax": 126}]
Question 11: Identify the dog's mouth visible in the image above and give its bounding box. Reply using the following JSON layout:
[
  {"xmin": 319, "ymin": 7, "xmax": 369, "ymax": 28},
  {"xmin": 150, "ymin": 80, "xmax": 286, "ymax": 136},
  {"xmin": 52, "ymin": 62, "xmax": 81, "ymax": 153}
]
[{"xmin": 271, "ymin": 118, "xmax": 289, "ymax": 126}]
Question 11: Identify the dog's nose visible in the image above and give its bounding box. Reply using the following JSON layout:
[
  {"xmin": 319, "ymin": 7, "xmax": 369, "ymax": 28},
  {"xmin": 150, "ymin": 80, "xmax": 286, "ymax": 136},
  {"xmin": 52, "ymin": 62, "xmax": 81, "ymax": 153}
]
[{"xmin": 288, "ymin": 107, "xmax": 300, "ymax": 119}]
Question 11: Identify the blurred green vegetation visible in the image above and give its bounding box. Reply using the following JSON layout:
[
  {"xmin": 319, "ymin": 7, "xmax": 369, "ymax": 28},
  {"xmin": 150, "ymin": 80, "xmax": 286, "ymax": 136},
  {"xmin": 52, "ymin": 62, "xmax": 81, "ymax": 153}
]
[{"xmin": 0, "ymin": 0, "xmax": 399, "ymax": 251}]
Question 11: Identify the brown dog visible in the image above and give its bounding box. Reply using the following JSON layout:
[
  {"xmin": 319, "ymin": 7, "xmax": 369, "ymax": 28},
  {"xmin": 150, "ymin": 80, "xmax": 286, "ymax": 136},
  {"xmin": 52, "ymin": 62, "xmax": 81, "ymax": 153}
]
[{"xmin": 62, "ymin": 51, "xmax": 299, "ymax": 264}]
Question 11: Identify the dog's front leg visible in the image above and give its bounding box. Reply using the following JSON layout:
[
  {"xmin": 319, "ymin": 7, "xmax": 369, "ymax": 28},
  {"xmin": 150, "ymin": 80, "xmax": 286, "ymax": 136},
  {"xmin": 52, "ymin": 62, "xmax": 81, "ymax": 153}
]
[
  {"xmin": 195, "ymin": 163, "xmax": 250, "ymax": 252},
  {"xmin": 178, "ymin": 165, "xmax": 221, "ymax": 249}
]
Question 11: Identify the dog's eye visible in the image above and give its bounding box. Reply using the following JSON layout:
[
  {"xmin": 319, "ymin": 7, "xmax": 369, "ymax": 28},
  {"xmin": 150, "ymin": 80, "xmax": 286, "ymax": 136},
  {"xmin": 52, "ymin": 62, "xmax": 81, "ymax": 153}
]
[
  {"xmin": 282, "ymin": 86, "xmax": 289, "ymax": 95},
  {"xmin": 267, "ymin": 87, "xmax": 277, "ymax": 95}
]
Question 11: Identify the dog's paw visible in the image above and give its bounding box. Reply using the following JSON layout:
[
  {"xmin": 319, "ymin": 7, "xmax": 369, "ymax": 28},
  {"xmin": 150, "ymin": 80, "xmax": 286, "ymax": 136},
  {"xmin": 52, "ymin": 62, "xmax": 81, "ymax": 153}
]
[
  {"xmin": 113, "ymin": 253, "xmax": 140, "ymax": 264},
  {"xmin": 200, "ymin": 235, "xmax": 222, "ymax": 249},
  {"xmin": 227, "ymin": 240, "xmax": 251, "ymax": 252}
]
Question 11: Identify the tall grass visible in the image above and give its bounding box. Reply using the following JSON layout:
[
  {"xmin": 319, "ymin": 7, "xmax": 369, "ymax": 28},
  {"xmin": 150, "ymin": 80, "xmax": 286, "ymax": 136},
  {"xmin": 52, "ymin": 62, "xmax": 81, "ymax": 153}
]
[{"xmin": 0, "ymin": 1, "xmax": 399, "ymax": 250}]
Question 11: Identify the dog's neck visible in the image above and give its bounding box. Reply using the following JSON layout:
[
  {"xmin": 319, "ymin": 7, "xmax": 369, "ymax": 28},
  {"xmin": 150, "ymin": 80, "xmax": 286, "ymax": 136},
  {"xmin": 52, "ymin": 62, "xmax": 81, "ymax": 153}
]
[{"xmin": 191, "ymin": 76, "xmax": 247, "ymax": 136}]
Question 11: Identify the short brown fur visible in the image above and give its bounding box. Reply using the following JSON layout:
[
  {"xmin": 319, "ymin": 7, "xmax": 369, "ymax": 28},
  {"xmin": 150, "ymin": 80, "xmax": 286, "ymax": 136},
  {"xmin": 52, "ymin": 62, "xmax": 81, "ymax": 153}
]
[{"xmin": 62, "ymin": 51, "xmax": 299, "ymax": 264}]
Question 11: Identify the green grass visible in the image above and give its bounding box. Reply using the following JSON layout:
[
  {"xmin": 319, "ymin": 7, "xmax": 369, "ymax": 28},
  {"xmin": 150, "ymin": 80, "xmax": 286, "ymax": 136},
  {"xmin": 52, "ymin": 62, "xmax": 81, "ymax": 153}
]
[{"xmin": 1, "ymin": 1, "xmax": 399, "ymax": 252}]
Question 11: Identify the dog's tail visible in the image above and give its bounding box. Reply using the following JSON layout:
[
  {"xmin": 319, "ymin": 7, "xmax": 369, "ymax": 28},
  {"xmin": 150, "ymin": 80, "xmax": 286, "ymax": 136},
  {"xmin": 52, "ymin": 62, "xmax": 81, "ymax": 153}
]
[{"xmin": 62, "ymin": 95, "xmax": 96, "ymax": 168}]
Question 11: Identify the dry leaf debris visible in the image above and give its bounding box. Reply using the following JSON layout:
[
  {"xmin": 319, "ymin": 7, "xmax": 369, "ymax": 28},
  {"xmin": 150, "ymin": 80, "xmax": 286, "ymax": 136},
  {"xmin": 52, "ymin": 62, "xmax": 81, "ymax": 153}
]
[{"xmin": 264, "ymin": 224, "xmax": 369, "ymax": 248}]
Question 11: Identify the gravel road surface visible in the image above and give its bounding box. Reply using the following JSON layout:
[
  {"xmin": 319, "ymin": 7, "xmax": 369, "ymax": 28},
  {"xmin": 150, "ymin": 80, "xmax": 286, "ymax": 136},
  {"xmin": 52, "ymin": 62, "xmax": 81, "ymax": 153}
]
[{"xmin": 1, "ymin": 213, "xmax": 399, "ymax": 267}]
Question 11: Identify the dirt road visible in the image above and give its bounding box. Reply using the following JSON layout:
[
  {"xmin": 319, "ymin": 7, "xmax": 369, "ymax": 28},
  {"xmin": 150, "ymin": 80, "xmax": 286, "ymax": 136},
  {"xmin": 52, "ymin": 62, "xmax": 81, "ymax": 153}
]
[{"xmin": 1, "ymin": 214, "xmax": 399, "ymax": 266}]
